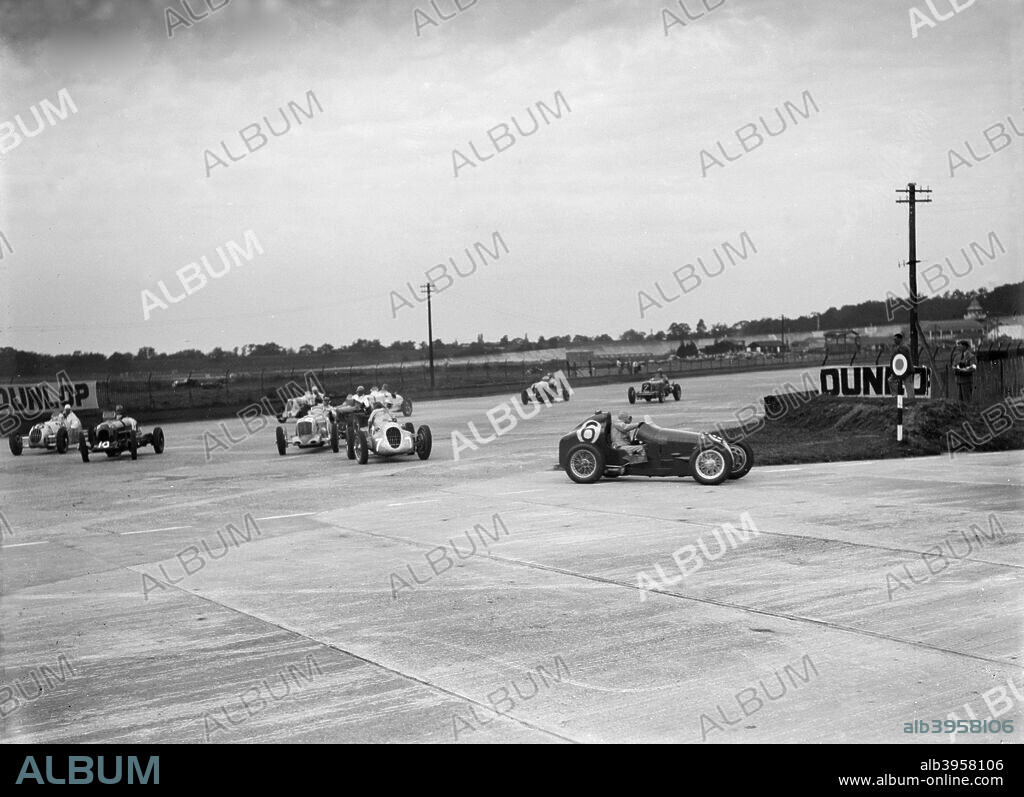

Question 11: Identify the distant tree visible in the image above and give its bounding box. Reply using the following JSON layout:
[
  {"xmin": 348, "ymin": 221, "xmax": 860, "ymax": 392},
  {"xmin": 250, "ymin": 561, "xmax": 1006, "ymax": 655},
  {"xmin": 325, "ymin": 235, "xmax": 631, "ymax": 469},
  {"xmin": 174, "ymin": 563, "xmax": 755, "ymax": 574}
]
[
  {"xmin": 499, "ymin": 335, "xmax": 509, "ymax": 345},
  {"xmin": 710, "ymin": 323, "xmax": 730, "ymax": 341},
  {"xmin": 667, "ymin": 322, "xmax": 691, "ymax": 340},
  {"xmin": 208, "ymin": 347, "xmax": 226, "ymax": 360},
  {"xmin": 593, "ymin": 333, "xmax": 613, "ymax": 343},
  {"xmin": 136, "ymin": 346, "xmax": 156, "ymax": 360},
  {"xmin": 298, "ymin": 344, "xmax": 315, "ymax": 356},
  {"xmin": 620, "ymin": 329, "xmax": 646, "ymax": 342},
  {"xmin": 316, "ymin": 343, "xmax": 335, "ymax": 355},
  {"xmin": 696, "ymin": 319, "xmax": 707, "ymax": 336}
]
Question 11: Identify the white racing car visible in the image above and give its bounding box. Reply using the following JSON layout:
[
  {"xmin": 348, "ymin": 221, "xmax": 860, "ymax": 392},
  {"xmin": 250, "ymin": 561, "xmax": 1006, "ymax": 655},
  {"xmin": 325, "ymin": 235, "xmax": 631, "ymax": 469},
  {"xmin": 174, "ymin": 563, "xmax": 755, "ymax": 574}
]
[
  {"xmin": 9, "ymin": 410, "xmax": 84, "ymax": 455},
  {"xmin": 520, "ymin": 373, "xmax": 570, "ymax": 404},
  {"xmin": 275, "ymin": 396, "xmax": 339, "ymax": 455},
  {"xmin": 367, "ymin": 386, "xmax": 413, "ymax": 416},
  {"xmin": 350, "ymin": 405, "xmax": 431, "ymax": 464}
]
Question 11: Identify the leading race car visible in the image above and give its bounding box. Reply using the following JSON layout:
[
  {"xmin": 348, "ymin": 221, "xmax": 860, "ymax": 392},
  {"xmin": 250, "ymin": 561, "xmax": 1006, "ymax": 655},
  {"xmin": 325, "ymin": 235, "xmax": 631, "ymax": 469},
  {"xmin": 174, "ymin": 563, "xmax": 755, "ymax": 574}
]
[
  {"xmin": 275, "ymin": 395, "xmax": 339, "ymax": 455},
  {"xmin": 9, "ymin": 409, "xmax": 84, "ymax": 455},
  {"xmin": 345, "ymin": 404, "xmax": 432, "ymax": 464},
  {"xmin": 628, "ymin": 379, "xmax": 681, "ymax": 404},
  {"xmin": 521, "ymin": 374, "xmax": 570, "ymax": 404},
  {"xmin": 367, "ymin": 386, "xmax": 413, "ymax": 417},
  {"xmin": 559, "ymin": 412, "xmax": 753, "ymax": 485},
  {"xmin": 79, "ymin": 409, "xmax": 165, "ymax": 462}
]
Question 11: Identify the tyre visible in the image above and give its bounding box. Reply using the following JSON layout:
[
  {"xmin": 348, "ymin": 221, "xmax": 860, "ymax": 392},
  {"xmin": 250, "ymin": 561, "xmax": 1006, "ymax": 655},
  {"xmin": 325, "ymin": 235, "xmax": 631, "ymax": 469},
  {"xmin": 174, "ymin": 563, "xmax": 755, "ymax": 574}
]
[
  {"xmin": 565, "ymin": 443, "xmax": 605, "ymax": 484},
  {"xmin": 275, "ymin": 426, "xmax": 287, "ymax": 456},
  {"xmin": 627, "ymin": 387, "xmax": 636, "ymax": 405},
  {"xmin": 401, "ymin": 398, "xmax": 413, "ymax": 416},
  {"xmin": 673, "ymin": 384, "xmax": 681, "ymax": 401},
  {"xmin": 562, "ymin": 387, "xmax": 570, "ymax": 402},
  {"xmin": 152, "ymin": 427, "xmax": 165, "ymax": 454},
  {"xmin": 355, "ymin": 430, "xmax": 369, "ymax": 464},
  {"xmin": 415, "ymin": 425, "xmax": 432, "ymax": 460},
  {"xmin": 658, "ymin": 392, "xmax": 664, "ymax": 403},
  {"xmin": 521, "ymin": 389, "xmax": 530, "ymax": 405},
  {"xmin": 9, "ymin": 434, "xmax": 22, "ymax": 456},
  {"xmin": 330, "ymin": 422, "xmax": 339, "ymax": 453},
  {"xmin": 129, "ymin": 430, "xmax": 138, "ymax": 460},
  {"xmin": 79, "ymin": 436, "xmax": 89, "ymax": 462},
  {"xmin": 346, "ymin": 433, "xmax": 355, "ymax": 460},
  {"xmin": 727, "ymin": 441, "xmax": 754, "ymax": 480},
  {"xmin": 690, "ymin": 446, "xmax": 731, "ymax": 486},
  {"xmin": 56, "ymin": 428, "xmax": 68, "ymax": 454}
]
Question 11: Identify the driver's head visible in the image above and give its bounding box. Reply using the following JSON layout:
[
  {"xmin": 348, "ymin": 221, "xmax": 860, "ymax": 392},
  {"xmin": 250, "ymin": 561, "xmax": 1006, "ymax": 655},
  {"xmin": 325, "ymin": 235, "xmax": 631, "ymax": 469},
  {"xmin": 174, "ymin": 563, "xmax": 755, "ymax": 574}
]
[
  {"xmin": 617, "ymin": 412, "xmax": 632, "ymax": 423},
  {"xmin": 115, "ymin": 404, "xmax": 124, "ymax": 415},
  {"xmin": 62, "ymin": 404, "xmax": 71, "ymax": 417},
  {"xmin": 356, "ymin": 386, "xmax": 365, "ymax": 395}
]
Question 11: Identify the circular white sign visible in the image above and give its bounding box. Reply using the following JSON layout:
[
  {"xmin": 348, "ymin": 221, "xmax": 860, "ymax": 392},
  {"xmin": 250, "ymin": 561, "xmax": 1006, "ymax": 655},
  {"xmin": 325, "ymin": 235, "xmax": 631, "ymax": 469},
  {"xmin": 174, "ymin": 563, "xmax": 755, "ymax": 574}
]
[{"xmin": 890, "ymin": 352, "xmax": 909, "ymax": 377}]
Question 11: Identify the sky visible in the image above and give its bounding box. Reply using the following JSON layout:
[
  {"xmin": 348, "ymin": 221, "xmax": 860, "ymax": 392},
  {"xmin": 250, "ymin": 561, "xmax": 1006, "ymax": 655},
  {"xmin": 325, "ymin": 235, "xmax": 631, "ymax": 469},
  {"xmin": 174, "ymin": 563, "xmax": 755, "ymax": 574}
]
[{"xmin": 0, "ymin": 0, "xmax": 1021, "ymax": 355}]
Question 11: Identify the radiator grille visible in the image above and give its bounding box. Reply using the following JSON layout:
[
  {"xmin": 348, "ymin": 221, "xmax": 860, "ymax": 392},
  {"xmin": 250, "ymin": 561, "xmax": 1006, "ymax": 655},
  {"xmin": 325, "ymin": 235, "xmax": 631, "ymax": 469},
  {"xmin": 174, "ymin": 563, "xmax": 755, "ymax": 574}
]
[{"xmin": 385, "ymin": 427, "xmax": 402, "ymax": 448}]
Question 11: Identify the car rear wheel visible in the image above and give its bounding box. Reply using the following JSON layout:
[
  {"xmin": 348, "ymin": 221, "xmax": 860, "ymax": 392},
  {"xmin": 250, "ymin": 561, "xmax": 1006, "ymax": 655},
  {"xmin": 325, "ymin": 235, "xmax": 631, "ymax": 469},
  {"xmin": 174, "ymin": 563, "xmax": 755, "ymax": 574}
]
[
  {"xmin": 56, "ymin": 428, "xmax": 69, "ymax": 454},
  {"xmin": 79, "ymin": 436, "xmax": 89, "ymax": 462},
  {"xmin": 9, "ymin": 434, "xmax": 22, "ymax": 456},
  {"xmin": 346, "ymin": 432, "xmax": 355, "ymax": 460},
  {"xmin": 627, "ymin": 387, "xmax": 636, "ymax": 405},
  {"xmin": 152, "ymin": 427, "xmax": 165, "ymax": 454},
  {"xmin": 673, "ymin": 384, "xmax": 681, "ymax": 401},
  {"xmin": 401, "ymin": 398, "xmax": 413, "ymax": 416},
  {"xmin": 416, "ymin": 425, "xmax": 432, "ymax": 460},
  {"xmin": 330, "ymin": 423, "xmax": 339, "ymax": 453},
  {"xmin": 565, "ymin": 443, "xmax": 605, "ymax": 484},
  {"xmin": 355, "ymin": 430, "xmax": 369, "ymax": 464},
  {"xmin": 129, "ymin": 430, "xmax": 138, "ymax": 460},
  {"xmin": 690, "ymin": 447, "xmax": 731, "ymax": 485},
  {"xmin": 521, "ymin": 389, "xmax": 530, "ymax": 405},
  {"xmin": 562, "ymin": 387, "xmax": 570, "ymax": 402},
  {"xmin": 727, "ymin": 441, "xmax": 754, "ymax": 479},
  {"xmin": 658, "ymin": 392, "xmax": 664, "ymax": 403},
  {"xmin": 275, "ymin": 426, "xmax": 287, "ymax": 456}
]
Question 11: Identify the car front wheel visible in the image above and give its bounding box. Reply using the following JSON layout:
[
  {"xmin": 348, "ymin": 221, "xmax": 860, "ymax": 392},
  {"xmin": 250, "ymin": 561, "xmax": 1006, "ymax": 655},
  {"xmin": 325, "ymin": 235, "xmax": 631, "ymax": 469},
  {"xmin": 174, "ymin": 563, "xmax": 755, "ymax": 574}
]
[
  {"xmin": 355, "ymin": 430, "xmax": 369, "ymax": 464},
  {"xmin": 690, "ymin": 447, "xmax": 731, "ymax": 485},
  {"xmin": 627, "ymin": 387, "xmax": 636, "ymax": 405},
  {"xmin": 9, "ymin": 434, "xmax": 23, "ymax": 456},
  {"xmin": 275, "ymin": 426, "xmax": 287, "ymax": 456},
  {"xmin": 152, "ymin": 427, "xmax": 165, "ymax": 454},
  {"xmin": 56, "ymin": 428, "xmax": 69, "ymax": 454},
  {"xmin": 727, "ymin": 441, "xmax": 754, "ymax": 479},
  {"xmin": 565, "ymin": 443, "xmax": 606, "ymax": 484},
  {"xmin": 415, "ymin": 425, "xmax": 432, "ymax": 460}
]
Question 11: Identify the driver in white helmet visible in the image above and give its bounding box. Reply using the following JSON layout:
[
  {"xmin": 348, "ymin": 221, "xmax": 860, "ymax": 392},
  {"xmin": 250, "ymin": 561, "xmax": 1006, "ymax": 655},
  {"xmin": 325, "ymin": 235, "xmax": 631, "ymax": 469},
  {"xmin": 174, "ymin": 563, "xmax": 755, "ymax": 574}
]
[{"xmin": 60, "ymin": 404, "xmax": 81, "ymax": 430}]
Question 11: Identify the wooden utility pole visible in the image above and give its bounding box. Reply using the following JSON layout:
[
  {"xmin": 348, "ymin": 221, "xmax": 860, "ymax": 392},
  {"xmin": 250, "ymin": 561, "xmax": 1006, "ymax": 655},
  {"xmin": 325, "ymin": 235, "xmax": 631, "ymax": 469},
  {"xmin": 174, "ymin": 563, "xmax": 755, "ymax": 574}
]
[{"xmin": 896, "ymin": 182, "xmax": 932, "ymax": 366}]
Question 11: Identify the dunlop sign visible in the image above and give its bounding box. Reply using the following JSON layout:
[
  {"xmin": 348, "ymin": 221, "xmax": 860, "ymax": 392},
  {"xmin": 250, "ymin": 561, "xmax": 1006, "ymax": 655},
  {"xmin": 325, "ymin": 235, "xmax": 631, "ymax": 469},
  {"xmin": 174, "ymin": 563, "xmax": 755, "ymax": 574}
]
[
  {"xmin": 0, "ymin": 374, "xmax": 99, "ymax": 421},
  {"xmin": 819, "ymin": 366, "xmax": 930, "ymax": 398}
]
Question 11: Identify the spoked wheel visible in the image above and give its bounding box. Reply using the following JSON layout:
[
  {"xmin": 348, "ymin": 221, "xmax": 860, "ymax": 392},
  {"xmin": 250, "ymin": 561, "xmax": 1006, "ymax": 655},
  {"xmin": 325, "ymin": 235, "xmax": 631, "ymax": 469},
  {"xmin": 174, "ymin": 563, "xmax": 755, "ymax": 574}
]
[
  {"xmin": 565, "ymin": 443, "xmax": 605, "ymax": 484},
  {"xmin": 355, "ymin": 430, "xmax": 369, "ymax": 464},
  {"xmin": 152, "ymin": 427, "xmax": 165, "ymax": 454},
  {"xmin": 415, "ymin": 425, "xmax": 432, "ymax": 460},
  {"xmin": 627, "ymin": 387, "xmax": 636, "ymax": 405},
  {"xmin": 276, "ymin": 426, "xmax": 287, "ymax": 456},
  {"xmin": 727, "ymin": 441, "xmax": 754, "ymax": 479},
  {"xmin": 690, "ymin": 447, "xmax": 731, "ymax": 485}
]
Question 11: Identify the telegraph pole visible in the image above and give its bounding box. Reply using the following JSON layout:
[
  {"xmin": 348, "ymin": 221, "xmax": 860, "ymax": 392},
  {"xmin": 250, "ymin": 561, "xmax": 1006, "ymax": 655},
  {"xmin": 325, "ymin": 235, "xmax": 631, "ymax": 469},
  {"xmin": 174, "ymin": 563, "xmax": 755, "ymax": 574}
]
[
  {"xmin": 896, "ymin": 182, "xmax": 932, "ymax": 366},
  {"xmin": 420, "ymin": 283, "xmax": 435, "ymax": 388}
]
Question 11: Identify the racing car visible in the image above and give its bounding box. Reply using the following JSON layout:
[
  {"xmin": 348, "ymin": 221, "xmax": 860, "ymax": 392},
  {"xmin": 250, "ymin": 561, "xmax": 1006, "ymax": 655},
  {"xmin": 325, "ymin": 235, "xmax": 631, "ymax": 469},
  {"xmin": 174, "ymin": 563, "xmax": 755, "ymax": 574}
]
[
  {"xmin": 367, "ymin": 387, "xmax": 413, "ymax": 417},
  {"xmin": 344, "ymin": 403, "xmax": 431, "ymax": 464},
  {"xmin": 628, "ymin": 379, "xmax": 681, "ymax": 404},
  {"xmin": 274, "ymin": 395, "xmax": 339, "ymax": 455},
  {"xmin": 558, "ymin": 412, "xmax": 753, "ymax": 485},
  {"xmin": 79, "ymin": 409, "xmax": 165, "ymax": 461},
  {"xmin": 520, "ymin": 374, "xmax": 570, "ymax": 405},
  {"xmin": 9, "ymin": 410, "xmax": 83, "ymax": 455}
]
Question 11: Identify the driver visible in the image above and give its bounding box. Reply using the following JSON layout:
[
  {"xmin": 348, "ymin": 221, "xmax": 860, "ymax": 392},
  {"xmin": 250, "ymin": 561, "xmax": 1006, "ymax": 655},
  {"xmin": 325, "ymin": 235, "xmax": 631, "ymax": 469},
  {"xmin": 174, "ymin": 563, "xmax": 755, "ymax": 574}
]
[
  {"xmin": 353, "ymin": 386, "xmax": 371, "ymax": 410},
  {"xmin": 611, "ymin": 412, "xmax": 647, "ymax": 464},
  {"xmin": 655, "ymin": 369, "xmax": 670, "ymax": 387},
  {"xmin": 60, "ymin": 404, "xmax": 81, "ymax": 429},
  {"xmin": 367, "ymin": 402, "xmax": 394, "ymax": 434}
]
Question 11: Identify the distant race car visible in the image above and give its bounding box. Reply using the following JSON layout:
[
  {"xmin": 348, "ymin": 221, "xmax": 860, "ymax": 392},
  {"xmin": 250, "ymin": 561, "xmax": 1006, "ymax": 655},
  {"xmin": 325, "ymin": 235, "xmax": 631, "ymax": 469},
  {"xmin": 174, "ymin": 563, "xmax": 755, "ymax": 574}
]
[
  {"xmin": 9, "ymin": 411, "xmax": 84, "ymax": 455},
  {"xmin": 275, "ymin": 396, "xmax": 339, "ymax": 455},
  {"xmin": 558, "ymin": 412, "xmax": 753, "ymax": 485},
  {"xmin": 628, "ymin": 379, "xmax": 681, "ymax": 404},
  {"xmin": 520, "ymin": 374, "xmax": 570, "ymax": 404},
  {"xmin": 79, "ymin": 410, "xmax": 165, "ymax": 462},
  {"xmin": 367, "ymin": 388, "xmax": 413, "ymax": 416},
  {"xmin": 346, "ymin": 405, "xmax": 432, "ymax": 464}
]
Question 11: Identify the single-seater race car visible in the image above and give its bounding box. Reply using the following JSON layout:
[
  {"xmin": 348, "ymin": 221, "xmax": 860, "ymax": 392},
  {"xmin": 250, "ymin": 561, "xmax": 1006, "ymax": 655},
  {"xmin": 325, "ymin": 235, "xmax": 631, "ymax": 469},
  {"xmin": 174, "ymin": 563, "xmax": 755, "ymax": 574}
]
[
  {"xmin": 79, "ymin": 409, "xmax": 165, "ymax": 462},
  {"xmin": 558, "ymin": 412, "xmax": 753, "ymax": 485},
  {"xmin": 343, "ymin": 403, "xmax": 431, "ymax": 464},
  {"xmin": 274, "ymin": 395, "xmax": 339, "ymax": 455},
  {"xmin": 521, "ymin": 373, "xmax": 570, "ymax": 405},
  {"xmin": 628, "ymin": 379, "xmax": 681, "ymax": 404},
  {"xmin": 367, "ymin": 386, "xmax": 413, "ymax": 417},
  {"xmin": 9, "ymin": 410, "xmax": 84, "ymax": 455}
]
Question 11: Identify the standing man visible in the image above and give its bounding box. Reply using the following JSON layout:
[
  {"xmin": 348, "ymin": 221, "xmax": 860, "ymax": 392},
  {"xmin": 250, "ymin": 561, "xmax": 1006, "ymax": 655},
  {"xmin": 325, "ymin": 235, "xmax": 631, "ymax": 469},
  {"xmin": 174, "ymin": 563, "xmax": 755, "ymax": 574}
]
[
  {"xmin": 889, "ymin": 333, "xmax": 912, "ymax": 398},
  {"xmin": 953, "ymin": 339, "xmax": 977, "ymax": 404}
]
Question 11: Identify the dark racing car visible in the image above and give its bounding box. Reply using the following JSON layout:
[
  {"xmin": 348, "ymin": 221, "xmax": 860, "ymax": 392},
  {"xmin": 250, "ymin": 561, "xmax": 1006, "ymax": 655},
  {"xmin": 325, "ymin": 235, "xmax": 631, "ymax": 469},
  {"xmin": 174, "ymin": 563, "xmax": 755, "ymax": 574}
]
[
  {"xmin": 79, "ymin": 408, "xmax": 165, "ymax": 462},
  {"xmin": 558, "ymin": 411, "xmax": 753, "ymax": 485},
  {"xmin": 628, "ymin": 379, "xmax": 681, "ymax": 404}
]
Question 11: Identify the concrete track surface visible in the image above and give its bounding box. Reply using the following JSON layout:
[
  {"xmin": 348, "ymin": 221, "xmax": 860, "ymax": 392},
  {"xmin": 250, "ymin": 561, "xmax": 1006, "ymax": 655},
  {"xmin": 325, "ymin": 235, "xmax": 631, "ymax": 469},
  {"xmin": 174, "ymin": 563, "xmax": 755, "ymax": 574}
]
[{"xmin": 1, "ymin": 368, "xmax": 1021, "ymax": 744}]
